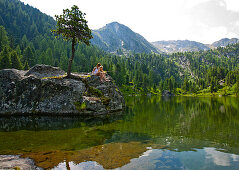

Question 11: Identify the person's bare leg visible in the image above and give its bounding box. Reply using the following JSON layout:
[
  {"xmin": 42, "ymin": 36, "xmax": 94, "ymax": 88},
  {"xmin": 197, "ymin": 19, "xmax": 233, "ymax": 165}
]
[
  {"xmin": 103, "ymin": 73, "xmax": 107, "ymax": 81},
  {"xmin": 100, "ymin": 73, "xmax": 103, "ymax": 82}
]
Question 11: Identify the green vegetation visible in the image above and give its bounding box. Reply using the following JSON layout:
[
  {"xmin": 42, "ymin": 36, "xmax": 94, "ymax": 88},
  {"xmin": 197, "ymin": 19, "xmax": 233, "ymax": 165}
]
[
  {"xmin": 74, "ymin": 101, "xmax": 87, "ymax": 111},
  {"xmin": 0, "ymin": 0, "xmax": 239, "ymax": 96},
  {"xmin": 100, "ymin": 96, "xmax": 111, "ymax": 106},
  {"xmin": 52, "ymin": 5, "xmax": 93, "ymax": 77},
  {"xmin": 88, "ymin": 86, "xmax": 103, "ymax": 97}
]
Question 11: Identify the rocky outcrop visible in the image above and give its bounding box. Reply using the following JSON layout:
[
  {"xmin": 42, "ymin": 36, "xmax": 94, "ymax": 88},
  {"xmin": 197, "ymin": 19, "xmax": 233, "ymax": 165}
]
[
  {"xmin": 0, "ymin": 65, "xmax": 125, "ymax": 115},
  {"xmin": 0, "ymin": 155, "xmax": 41, "ymax": 170}
]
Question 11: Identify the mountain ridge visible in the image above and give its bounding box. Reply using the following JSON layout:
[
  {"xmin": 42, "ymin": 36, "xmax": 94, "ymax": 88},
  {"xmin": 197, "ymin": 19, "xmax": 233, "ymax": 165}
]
[
  {"xmin": 151, "ymin": 38, "xmax": 239, "ymax": 53},
  {"xmin": 91, "ymin": 21, "xmax": 239, "ymax": 54},
  {"xmin": 212, "ymin": 38, "xmax": 239, "ymax": 48},
  {"xmin": 151, "ymin": 40, "xmax": 210, "ymax": 53},
  {"xmin": 91, "ymin": 22, "xmax": 160, "ymax": 54}
]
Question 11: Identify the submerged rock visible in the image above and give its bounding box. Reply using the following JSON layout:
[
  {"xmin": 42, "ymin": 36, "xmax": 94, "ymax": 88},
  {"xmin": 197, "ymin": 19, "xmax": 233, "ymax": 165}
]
[
  {"xmin": 0, "ymin": 64, "xmax": 125, "ymax": 115},
  {"xmin": 0, "ymin": 155, "xmax": 42, "ymax": 170},
  {"xmin": 161, "ymin": 90, "xmax": 174, "ymax": 97}
]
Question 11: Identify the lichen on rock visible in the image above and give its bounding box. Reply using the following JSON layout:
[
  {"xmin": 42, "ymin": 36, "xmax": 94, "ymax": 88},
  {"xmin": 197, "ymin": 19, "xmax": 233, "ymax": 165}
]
[{"xmin": 0, "ymin": 64, "xmax": 125, "ymax": 115}]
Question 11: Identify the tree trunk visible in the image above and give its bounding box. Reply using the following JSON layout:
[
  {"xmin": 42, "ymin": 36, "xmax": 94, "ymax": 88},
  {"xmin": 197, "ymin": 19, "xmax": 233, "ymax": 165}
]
[
  {"xmin": 65, "ymin": 159, "xmax": 70, "ymax": 170},
  {"xmin": 67, "ymin": 38, "xmax": 75, "ymax": 77}
]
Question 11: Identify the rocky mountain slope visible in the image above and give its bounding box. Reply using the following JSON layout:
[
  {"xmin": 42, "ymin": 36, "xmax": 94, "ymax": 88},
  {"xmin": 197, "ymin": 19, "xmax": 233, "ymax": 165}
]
[
  {"xmin": 211, "ymin": 38, "xmax": 239, "ymax": 48},
  {"xmin": 151, "ymin": 40, "xmax": 210, "ymax": 53},
  {"xmin": 91, "ymin": 22, "xmax": 159, "ymax": 54},
  {"xmin": 151, "ymin": 38, "xmax": 239, "ymax": 53}
]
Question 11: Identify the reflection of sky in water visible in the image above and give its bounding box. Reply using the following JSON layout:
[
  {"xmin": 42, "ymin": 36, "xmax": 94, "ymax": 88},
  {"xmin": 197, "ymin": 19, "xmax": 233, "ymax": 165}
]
[
  {"xmin": 53, "ymin": 161, "xmax": 105, "ymax": 170},
  {"xmin": 205, "ymin": 147, "xmax": 239, "ymax": 166},
  {"xmin": 53, "ymin": 147, "xmax": 239, "ymax": 170}
]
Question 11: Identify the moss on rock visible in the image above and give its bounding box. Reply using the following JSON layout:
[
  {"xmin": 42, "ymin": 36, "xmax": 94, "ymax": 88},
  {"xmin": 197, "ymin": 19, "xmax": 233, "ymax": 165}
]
[
  {"xmin": 74, "ymin": 101, "xmax": 87, "ymax": 112},
  {"xmin": 100, "ymin": 96, "xmax": 111, "ymax": 106},
  {"xmin": 88, "ymin": 86, "xmax": 103, "ymax": 97}
]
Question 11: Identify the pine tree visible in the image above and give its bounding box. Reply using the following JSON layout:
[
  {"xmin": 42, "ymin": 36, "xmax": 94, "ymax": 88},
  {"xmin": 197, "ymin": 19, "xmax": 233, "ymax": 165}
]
[
  {"xmin": 0, "ymin": 47, "xmax": 11, "ymax": 69},
  {"xmin": 52, "ymin": 5, "xmax": 93, "ymax": 77},
  {"xmin": 0, "ymin": 26, "xmax": 9, "ymax": 51},
  {"xmin": 183, "ymin": 78, "xmax": 189, "ymax": 92},
  {"xmin": 45, "ymin": 48, "xmax": 54, "ymax": 66},
  {"xmin": 235, "ymin": 74, "xmax": 239, "ymax": 96},
  {"xmin": 23, "ymin": 46, "xmax": 34, "ymax": 66},
  {"xmin": 23, "ymin": 61, "xmax": 30, "ymax": 70},
  {"xmin": 210, "ymin": 77, "xmax": 217, "ymax": 93},
  {"xmin": 11, "ymin": 51, "xmax": 23, "ymax": 70}
]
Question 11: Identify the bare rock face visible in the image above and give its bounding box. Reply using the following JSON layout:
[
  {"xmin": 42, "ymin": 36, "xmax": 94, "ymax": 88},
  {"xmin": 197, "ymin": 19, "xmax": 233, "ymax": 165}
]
[{"xmin": 0, "ymin": 65, "xmax": 125, "ymax": 115}]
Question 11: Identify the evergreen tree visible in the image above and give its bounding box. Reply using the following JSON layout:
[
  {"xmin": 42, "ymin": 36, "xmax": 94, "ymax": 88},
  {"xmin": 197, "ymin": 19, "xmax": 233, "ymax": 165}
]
[
  {"xmin": 23, "ymin": 46, "xmax": 34, "ymax": 66},
  {"xmin": 169, "ymin": 76, "xmax": 175, "ymax": 92},
  {"xmin": 23, "ymin": 61, "xmax": 30, "ymax": 70},
  {"xmin": 0, "ymin": 26, "xmax": 9, "ymax": 51},
  {"xmin": 52, "ymin": 5, "xmax": 93, "ymax": 77},
  {"xmin": 10, "ymin": 51, "xmax": 23, "ymax": 70},
  {"xmin": 210, "ymin": 77, "xmax": 217, "ymax": 93},
  {"xmin": 183, "ymin": 78, "xmax": 189, "ymax": 91},
  {"xmin": 0, "ymin": 47, "xmax": 11, "ymax": 69},
  {"xmin": 45, "ymin": 48, "xmax": 54, "ymax": 66},
  {"xmin": 235, "ymin": 74, "xmax": 239, "ymax": 96}
]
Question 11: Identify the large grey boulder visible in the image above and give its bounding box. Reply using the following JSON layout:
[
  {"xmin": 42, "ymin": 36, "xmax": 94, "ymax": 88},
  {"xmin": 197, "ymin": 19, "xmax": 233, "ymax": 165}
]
[{"xmin": 0, "ymin": 65, "xmax": 125, "ymax": 115}]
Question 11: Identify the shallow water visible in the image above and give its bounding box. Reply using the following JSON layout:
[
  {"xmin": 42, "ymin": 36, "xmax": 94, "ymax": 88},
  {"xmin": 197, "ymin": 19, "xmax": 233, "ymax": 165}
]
[{"xmin": 0, "ymin": 96, "xmax": 239, "ymax": 169}]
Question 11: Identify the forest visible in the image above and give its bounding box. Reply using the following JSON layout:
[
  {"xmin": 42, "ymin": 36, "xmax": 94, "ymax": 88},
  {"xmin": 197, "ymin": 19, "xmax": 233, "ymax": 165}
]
[{"xmin": 0, "ymin": 0, "xmax": 239, "ymax": 96}]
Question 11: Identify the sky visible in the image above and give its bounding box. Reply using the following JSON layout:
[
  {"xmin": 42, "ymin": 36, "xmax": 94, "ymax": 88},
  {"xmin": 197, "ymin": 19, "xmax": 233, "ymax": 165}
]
[{"xmin": 20, "ymin": 0, "xmax": 239, "ymax": 44}]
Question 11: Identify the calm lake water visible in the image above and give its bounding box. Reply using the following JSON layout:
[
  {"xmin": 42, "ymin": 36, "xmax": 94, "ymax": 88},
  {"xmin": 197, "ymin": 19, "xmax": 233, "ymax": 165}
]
[{"xmin": 0, "ymin": 96, "xmax": 239, "ymax": 169}]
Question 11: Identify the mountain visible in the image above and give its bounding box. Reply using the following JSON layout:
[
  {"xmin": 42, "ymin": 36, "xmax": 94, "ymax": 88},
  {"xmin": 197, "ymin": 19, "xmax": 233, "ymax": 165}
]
[
  {"xmin": 212, "ymin": 38, "xmax": 239, "ymax": 48},
  {"xmin": 0, "ymin": 0, "xmax": 56, "ymax": 43},
  {"xmin": 152, "ymin": 38, "xmax": 239, "ymax": 54},
  {"xmin": 91, "ymin": 22, "xmax": 159, "ymax": 54},
  {"xmin": 151, "ymin": 40, "xmax": 210, "ymax": 53}
]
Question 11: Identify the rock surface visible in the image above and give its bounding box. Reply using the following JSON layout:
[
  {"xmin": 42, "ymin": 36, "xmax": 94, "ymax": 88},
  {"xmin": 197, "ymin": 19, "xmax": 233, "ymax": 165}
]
[
  {"xmin": 0, "ymin": 155, "xmax": 42, "ymax": 170},
  {"xmin": 0, "ymin": 65, "xmax": 125, "ymax": 115},
  {"xmin": 161, "ymin": 90, "xmax": 174, "ymax": 97}
]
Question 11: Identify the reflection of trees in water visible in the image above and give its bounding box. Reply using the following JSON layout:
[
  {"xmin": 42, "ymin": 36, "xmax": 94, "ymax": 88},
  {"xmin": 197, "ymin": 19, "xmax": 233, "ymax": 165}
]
[
  {"xmin": 0, "ymin": 111, "xmax": 126, "ymax": 132},
  {"xmin": 0, "ymin": 96, "xmax": 239, "ymax": 168},
  {"xmin": 21, "ymin": 142, "xmax": 156, "ymax": 169},
  {"xmin": 122, "ymin": 96, "xmax": 239, "ymax": 153}
]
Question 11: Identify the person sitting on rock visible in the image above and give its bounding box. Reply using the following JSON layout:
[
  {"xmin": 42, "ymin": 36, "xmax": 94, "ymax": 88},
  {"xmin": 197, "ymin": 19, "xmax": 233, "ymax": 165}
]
[
  {"xmin": 99, "ymin": 65, "xmax": 108, "ymax": 81},
  {"xmin": 92, "ymin": 63, "xmax": 106, "ymax": 82},
  {"xmin": 92, "ymin": 63, "xmax": 101, "ymax": 75}
]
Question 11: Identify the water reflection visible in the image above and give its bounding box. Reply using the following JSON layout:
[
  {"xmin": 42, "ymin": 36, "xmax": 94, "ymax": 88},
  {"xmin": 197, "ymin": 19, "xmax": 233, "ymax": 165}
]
[
  {"xmin": 0, "ymin": 111, "xmax": 126, "ymax": 131},
  {"xmin": 0, "ymin": 96, "xmax": 239, "ymax": 169}
]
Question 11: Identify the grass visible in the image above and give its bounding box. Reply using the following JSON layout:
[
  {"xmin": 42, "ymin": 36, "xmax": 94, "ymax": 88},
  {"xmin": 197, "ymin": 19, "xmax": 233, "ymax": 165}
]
[{"xmin": 42, "ymin": 74, "xmax": 67, "ymax": 80}]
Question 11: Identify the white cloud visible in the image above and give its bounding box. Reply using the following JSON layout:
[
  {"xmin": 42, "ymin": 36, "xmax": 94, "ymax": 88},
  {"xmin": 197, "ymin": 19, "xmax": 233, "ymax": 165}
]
[
  {"xmin": 20, "ymin": 0, "xmax": 239, "ymax": 44},
  {"xmin": 205, "ymin": 148, "xmax": 230, "ymax": 166},
  {"xmin": 205, "ymin": 147, "xmax": 239, "ymax": 167}
]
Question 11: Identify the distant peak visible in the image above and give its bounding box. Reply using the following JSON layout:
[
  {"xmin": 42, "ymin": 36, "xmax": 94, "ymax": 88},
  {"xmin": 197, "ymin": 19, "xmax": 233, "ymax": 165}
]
[
  {"xmin": 102, "ymin": 22, "xmax": 130, "ymax": 33},
  {"xmin": 105, "ymin": 21, "xmax": 128, "ymax": 29},
  {"xmin": 108, "ymin": 21, "xmax": 121, "ymax": 25}
]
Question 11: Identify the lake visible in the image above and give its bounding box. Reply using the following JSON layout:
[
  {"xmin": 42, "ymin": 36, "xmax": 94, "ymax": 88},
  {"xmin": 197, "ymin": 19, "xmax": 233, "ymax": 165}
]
[{"xmin": 0, "ymin": 96, "xmax": 239, "ymax": 169}]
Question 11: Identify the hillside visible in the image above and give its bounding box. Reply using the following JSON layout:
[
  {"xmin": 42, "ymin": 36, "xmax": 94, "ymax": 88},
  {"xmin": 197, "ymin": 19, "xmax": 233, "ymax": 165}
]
[
  {"xmin": 151, "ymin": 40, "xmax": 210, "ymax": 53},
  {"xmin": 91, "ymin": 22, "xmax": 159, "ymax": 54},
  {"xmin": 212, "ymin": 38, "xmax": 239, "ymax": 48},
  {"xmin": 0, "ymin": 0, "xmax": 56, "ymax": 43}
]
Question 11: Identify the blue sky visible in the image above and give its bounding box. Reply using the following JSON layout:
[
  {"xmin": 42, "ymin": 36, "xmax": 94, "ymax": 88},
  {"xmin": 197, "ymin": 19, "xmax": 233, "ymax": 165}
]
[{"xmin": 21, "ymin": 0, "xmax": 239, "ymax": 44}]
